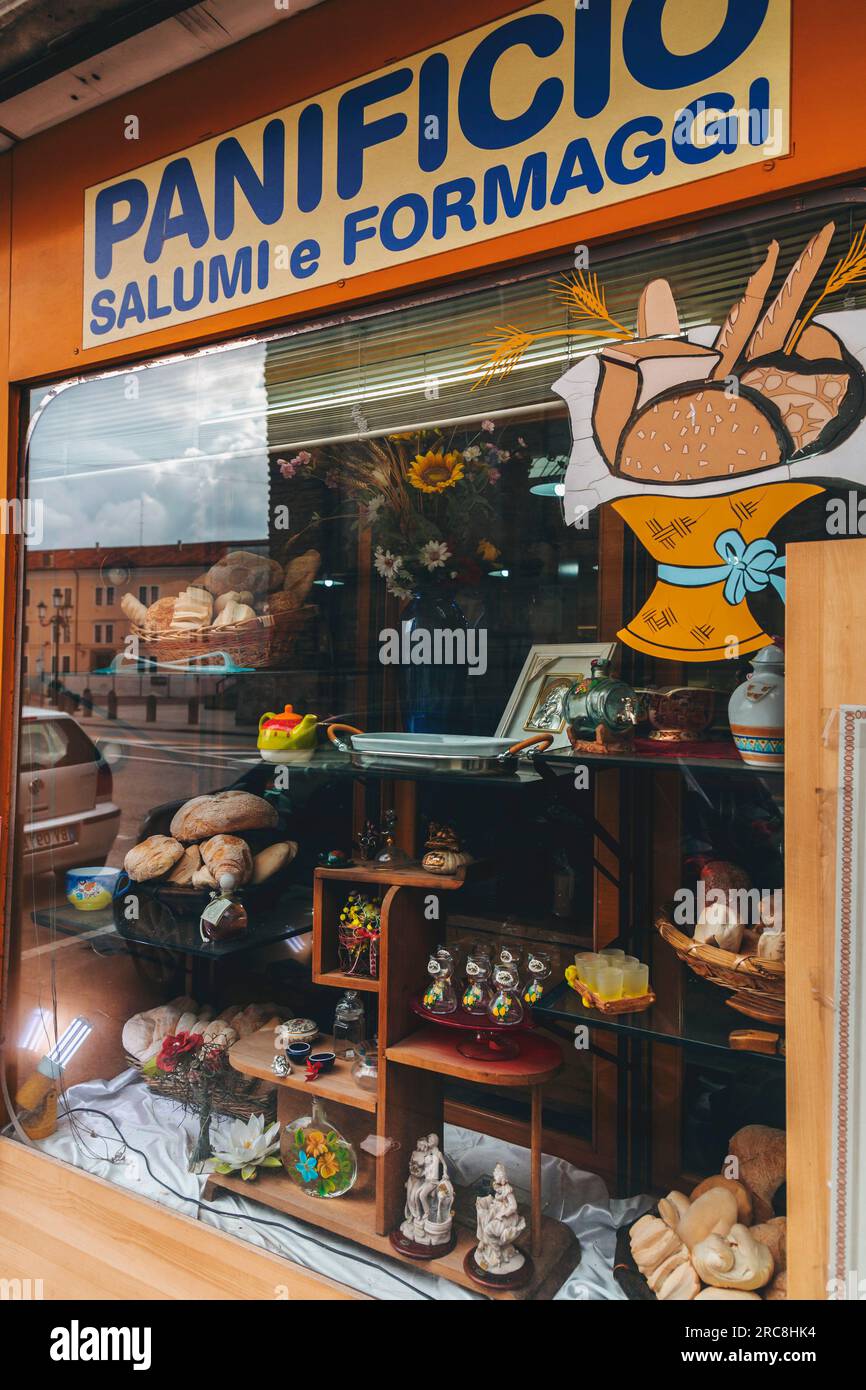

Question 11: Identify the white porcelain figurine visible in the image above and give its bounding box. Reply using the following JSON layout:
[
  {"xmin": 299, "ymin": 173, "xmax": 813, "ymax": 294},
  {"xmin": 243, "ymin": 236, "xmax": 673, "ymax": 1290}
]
[
  {"xmin": 474, "ymin": 1162, "xmax": 526, "ymax": 1275},
  {"xmin": 399, "ymin": 1133, "xmax": 455, "ymax": 1248}
]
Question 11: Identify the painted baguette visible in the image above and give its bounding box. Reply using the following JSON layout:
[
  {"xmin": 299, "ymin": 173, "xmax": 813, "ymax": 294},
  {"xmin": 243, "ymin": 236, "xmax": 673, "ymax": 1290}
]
[
  {"xmin": 746, "ymin": 223, "xmax": 835, "ymax": 359},
  {"xmin": 711, "ymin": 241, "xmax": 779, "ymax": 379}
]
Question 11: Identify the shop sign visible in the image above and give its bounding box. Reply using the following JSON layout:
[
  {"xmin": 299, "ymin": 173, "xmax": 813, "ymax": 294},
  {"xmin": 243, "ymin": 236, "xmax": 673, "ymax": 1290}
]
[{"xmin": 82, "ymin": 0, "xmax": 791, "ymax": 347}]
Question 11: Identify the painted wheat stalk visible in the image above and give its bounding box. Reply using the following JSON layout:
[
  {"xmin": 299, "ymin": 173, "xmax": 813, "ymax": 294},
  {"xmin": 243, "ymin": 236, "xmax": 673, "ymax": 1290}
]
[{"xmin": 786, "ymin": 223, "xmax": 866, "ymax": 353}]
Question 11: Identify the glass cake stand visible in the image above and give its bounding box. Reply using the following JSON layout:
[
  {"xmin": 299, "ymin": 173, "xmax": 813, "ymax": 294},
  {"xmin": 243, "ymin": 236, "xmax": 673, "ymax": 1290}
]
[{"xmin": 411, "ymin": 996, "xmax": 534, "ymax": 1060}]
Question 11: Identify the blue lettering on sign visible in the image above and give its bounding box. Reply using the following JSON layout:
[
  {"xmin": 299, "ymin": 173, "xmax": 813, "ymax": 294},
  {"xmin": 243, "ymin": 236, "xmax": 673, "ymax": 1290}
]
[
  {"xmin": 483, "ymin": 154, "xmax": 547, "ymax": 225},
  {"xmin": 459, "ymin": 14, "xmax": 564, "ymax": 151},
  {"xmin": 93, "ymin": 179, "xmax": 148, "ymax": 278},
  {"xmin": 432, "ymin": 178, "xmax": 476, "ymax": 239},
  {"xmin": 87, "ymin": 3, "xmax": 780, "ymax": 333},
  {"xmin": 623, "ymin": 0, "xmax": 769, "ymax": 90},
  {"xmin": 337, "ymin": 69, "xmax": 412, "ymax": 201},
  {"xmin": 674, "ymin": 93, "xmax": 738, "ymax": 165},
  {"xmin": 143, "ymin": 158, "xmax": 209, "ymax": 265},
  {"xmin": 604, "ymin": 115, "xmax": 665, "ymax": 186},
  {"xmin": 418, "ymin": 53, "xmax": 449, "ymax": 174},
  {"xmin": 214, "ymin": 119, "xmax": 285, "ymax": 240}
]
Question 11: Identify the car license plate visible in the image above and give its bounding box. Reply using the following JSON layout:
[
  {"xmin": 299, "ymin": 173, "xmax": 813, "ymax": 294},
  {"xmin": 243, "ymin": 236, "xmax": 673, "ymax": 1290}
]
[{"xmin": 24, "ymin": 825, "xmax": 76, "ymax": 852}]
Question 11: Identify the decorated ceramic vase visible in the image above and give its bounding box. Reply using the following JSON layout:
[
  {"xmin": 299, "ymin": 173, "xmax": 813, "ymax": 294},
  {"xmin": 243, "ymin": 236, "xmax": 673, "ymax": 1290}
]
[
  {"xmin": 727, "ymin": 644, "xmax": 785, "ymax": 768},
  {"xmin": 283, "ymin": 1097, "xmax": 357, "ymax": 1198}
]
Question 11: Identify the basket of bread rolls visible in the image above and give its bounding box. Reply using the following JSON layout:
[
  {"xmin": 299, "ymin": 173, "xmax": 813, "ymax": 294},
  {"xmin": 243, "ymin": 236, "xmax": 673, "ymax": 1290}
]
[
  {"xmin": 120, "ymin": 548, "xmax": 320, "ymax": 669},
  {"xmin": 118, "ymin": 787, "xmax": 298, "ymax": 920},
  {"xmin": 123, "ymin": 996, "xmax": 279, "ymax": 1121},
  {"xmin": 656, "ymin": 861, "xmax": 784, "ymax": 1025},
  {"xmin": 616, "ymin": 1125, "xmax": 787, "ymax": 1301}
]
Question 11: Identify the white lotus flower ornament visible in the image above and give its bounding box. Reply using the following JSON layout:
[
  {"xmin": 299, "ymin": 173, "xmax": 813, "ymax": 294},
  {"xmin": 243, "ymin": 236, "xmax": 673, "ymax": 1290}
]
[{"xmin": 207, "ymin": 1113, "xmax": 282, "ymax": 1181}]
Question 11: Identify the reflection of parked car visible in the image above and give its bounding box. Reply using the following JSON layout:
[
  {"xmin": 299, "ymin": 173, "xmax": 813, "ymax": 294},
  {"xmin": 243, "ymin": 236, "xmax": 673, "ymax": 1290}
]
[{"xmin": 20, "ymin": 707, "xmax": 120, "ymax": 876}]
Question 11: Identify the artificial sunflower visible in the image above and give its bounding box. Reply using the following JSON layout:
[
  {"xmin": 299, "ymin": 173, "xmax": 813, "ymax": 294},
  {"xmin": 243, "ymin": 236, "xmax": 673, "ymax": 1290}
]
[{"xmin": 407, "ymin": 450, "xmax": 465, "ymax": 494}]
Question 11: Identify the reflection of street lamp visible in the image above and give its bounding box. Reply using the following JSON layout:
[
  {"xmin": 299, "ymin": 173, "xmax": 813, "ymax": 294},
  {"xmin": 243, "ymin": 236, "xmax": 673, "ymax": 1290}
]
[{"xmin": 37, "ymin": 587, "xmax": 72, "ymax": 705}]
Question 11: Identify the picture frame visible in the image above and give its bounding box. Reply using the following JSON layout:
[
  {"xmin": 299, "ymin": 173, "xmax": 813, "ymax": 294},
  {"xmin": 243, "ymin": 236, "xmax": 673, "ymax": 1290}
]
[{"xmin": 495, "ymin": 642, "xmax": 618, "ymax": 752}]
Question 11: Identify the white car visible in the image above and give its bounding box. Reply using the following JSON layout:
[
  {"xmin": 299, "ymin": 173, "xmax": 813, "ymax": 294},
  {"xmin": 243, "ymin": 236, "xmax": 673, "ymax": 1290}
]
[{"xmin": 20, "ymin": 706, "xmax": 121, "ymax": 877}]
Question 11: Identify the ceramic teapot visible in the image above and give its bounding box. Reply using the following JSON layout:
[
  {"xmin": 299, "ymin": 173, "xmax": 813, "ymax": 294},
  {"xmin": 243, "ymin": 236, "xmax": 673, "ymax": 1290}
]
[
  {"xmin": 258, "ymin": 704, "xmax": 318, "ymax": 758},
  {"xmin": 728, "ymin": 644, "xmax": 785, "ymax": 768}
]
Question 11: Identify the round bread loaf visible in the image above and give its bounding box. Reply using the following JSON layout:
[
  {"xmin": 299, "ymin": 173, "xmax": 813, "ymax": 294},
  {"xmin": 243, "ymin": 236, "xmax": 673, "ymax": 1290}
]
[
  {"xmin": 204, "ymin": 550, "xmax": 283, "ymax": 596},
  {"xmin": 616, "ymin": 383, "xmax": 785, "ymax": 483},
  {"xmin": 124, "ymin": 834, "xmax": 185, "ymax": 881},
  {"xmin": 145, "ymin": 596, "xmax": 178, "ymax": 631},
  {"xmin": 170, "ymin": 790, "xmax": 278, "ymax": 843}
]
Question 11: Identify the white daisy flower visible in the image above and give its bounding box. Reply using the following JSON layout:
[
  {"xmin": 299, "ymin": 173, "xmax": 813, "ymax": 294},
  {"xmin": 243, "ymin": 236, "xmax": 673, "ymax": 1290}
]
[
  {"xmin": 419, "ymin": 540, "xmax": 452, "ymax": 571},
  {"xmin": 374, "ymin": 547, "xmax": 403, "ymax": 579}
]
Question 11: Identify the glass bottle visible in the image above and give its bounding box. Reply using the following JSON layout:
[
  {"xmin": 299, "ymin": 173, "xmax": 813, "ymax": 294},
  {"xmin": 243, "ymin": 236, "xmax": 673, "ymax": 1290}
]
[
  {"xmin": 350, "ymin": 1040, "xmax": 379, "ymax": 1093},
  {"xmin": 422, "ymin": 946, "xmax": 458, "ymax": 1014},
  {"xmin": 333, "ymin": 989, "xmax": 365, "ymax": 1051},
  {"xmin": 199, "ymin": 874, "xmax": 248, "ymax": 942},
  {"xmin": 461, "ymin": 947, "xmax": 493, "ymax": 1015},
  {"xmin": 487, "ymin": 963, "xmax": 524, "ymax": 1026},
  {"xmin": 283, "ymin": 1096, "xmax": 358, "ymax": 1199}
]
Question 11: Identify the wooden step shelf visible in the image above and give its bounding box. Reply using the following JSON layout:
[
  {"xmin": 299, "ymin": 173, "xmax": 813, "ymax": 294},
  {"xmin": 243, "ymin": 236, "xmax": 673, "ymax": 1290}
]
[
  {"xmin": 386, "ymin": 1026, "xmax": 563, "ymax": 1087},
  {"xmin": 228, "ymin": 1028, "xmax": 377, "ymax": 1114},
  {"xmin": 204, "ymin": 864, "xmax": 579, "ymax": 1299},
  {"xmin": 203, "ymin": 1167, "xmax": 577, "ymax": 1300}
]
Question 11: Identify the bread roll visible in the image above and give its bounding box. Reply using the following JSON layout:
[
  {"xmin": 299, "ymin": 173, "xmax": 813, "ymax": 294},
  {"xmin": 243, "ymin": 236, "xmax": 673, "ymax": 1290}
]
[
  {"xmin": 205, "ymin": 550, "xmax": 283, "ymax": 597},
  {"xmin": 124, "ymin": 835, "xmax": 185, "ymax": 881},
  {"xmin": 214, "ymin": 590, "xmax": 254, "ymax": 615},
  {"xmin": 251, "ymin": 841, "xmax": 298, "ymax": 884},
  {"xmin": 281, "ymin": 549, "xmax": 320, "ymax": 606},
  {"xmin": 145, "ymin": 596, "xmax": 177, "ymax": 631},
  {"xmin": 200, "ymin": 834, "xmax": 253, "ymax": 889},
  {"xmin": 121, "ymin": 593, "xmax": 148, "ymax": 627},
  {"xmin": 191, "ymin": 863, "xmax": 218, "ymax": 889},
  {"xmin": 170, "ymin": 790, "xmax": 278, "ymax": 842},
  {"xmin": 616, "ymin": 384, "xmax": 785, "ymax": 483},
  {"xmin": 166, "ymin": 844, "xmax": 202, "ymax": 885},
  {"xmin": 213, "ymin": 600, "xmax": 256, "ymax": 628},
  {"xmin": 122, "ymin": 1014, "xmax": 157, "ymax": 1060}
]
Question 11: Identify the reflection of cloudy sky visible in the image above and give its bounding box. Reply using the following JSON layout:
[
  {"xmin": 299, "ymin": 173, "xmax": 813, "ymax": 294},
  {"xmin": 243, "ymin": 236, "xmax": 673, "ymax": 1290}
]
[{"xmin": 26, "ymin": 344, "xmax": 269, "ymax": 550}]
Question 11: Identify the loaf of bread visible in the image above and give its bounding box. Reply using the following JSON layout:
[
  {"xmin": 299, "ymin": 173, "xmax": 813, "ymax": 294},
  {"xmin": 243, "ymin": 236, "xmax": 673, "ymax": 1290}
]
[
  {"xmin": 170, "ymin": 790, "xmax": 278, "ymax": 842},
  {"xmin": 124, "ymin": 835, "xmax": 185, "ymax": 881},
  {"xmin": 205, "ymin": 550, "xmax": 283, "ymax": 597},
  {"xmin": 281, "ymin": 549, "xmax": 320, "ymax": 606},
  {"xmin": 200, "ymin": 834, "xmax": 253, "ymax": 889},
  {"xmin": 145, "ymin": 596, "xmax": 177, "ymax": 631},
  {"xmin": 191, "ymin": 863, "xmax": 218, "ymax": 889},
  {"xmin": 166, "ymin": 844, "xmax": 202, "ymax": 885},
  {"xmin": 251, "ymin": 841, "xmax": 298, "ymax": 884},
  {"xmin": 121, "ymin": 593, "xmax": 149, "ymax": 627},
  {"xmin": 170, "ymin": 586, "xmax": 213, "ymax": 630},
  {"xmin": 616, "ymin": 384, "xmax": 785, "ymax": 483}
]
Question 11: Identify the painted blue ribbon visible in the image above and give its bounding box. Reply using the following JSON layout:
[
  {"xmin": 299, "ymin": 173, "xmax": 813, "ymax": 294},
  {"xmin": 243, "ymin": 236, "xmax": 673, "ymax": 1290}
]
[{"xmin": 657, "ymin": 530, "xmax": 786, "ymax": 607}]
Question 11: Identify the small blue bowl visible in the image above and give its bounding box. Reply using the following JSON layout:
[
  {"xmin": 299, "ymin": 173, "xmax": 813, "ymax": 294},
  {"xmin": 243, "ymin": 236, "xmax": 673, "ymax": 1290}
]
[
  {"xmin": 66, "ymin": 866, "xmax": 121, "ymax": 912},
  {"xmin": 287, "ymin": 1042, "xmax": 311, "ymax": 1062},
  {"xmin": 309, "ymin": 1050, "xmax": 336, "ymax": 1072}
]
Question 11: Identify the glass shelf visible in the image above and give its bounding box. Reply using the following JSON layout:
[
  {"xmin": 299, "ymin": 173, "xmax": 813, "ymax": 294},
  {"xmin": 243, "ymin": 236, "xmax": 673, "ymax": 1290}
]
[
  {"xmin": 111, "ymin": 883, "xmax": 314, "ymax": 957},
  {"xmin": 535, "ymin": 974, "xmax": 785, "ymax": 1064},
  {"xmin": 242, "ymin": 746, "xmax": 783, "ymax": 785}
]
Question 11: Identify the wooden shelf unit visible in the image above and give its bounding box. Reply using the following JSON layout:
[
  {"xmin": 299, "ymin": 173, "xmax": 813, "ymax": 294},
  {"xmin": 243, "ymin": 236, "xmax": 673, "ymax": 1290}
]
[{"xmin": 205, "ymin": 863, "xmax": 578, "ymax": 1299}]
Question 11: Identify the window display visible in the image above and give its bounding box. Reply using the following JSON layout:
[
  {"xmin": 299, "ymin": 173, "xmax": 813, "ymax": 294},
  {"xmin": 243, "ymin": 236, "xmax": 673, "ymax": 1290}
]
[{"xmin": 10, "ymin": 198, "xmax": 866, "ymax": 1303}]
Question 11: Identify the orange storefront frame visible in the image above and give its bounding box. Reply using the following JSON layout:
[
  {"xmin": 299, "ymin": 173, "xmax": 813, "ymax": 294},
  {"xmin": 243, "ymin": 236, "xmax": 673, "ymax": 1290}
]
[{"xmin": 0, "ymin": 0, "xmax": 864, "ymax": 1300}]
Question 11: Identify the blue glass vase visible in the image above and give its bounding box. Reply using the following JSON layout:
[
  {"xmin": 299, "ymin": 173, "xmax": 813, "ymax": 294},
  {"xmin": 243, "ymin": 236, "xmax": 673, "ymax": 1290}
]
[{"xmin": 398, "ymin": 589, "xmax": 468, "ymax": 734}]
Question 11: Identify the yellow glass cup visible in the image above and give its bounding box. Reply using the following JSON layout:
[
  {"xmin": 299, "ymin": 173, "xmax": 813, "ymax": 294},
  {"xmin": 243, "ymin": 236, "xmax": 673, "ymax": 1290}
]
[
  {"xmin": 581, "ymin": 959, "xmax": 603, "ymax": 993},
  {"xmin": 574, "ymin": 952, "xmax": 597, "ymax": 981},
  {"xmin": 623, "ymin": 963, "xmax": 649, "ymax": 998},
  {"xmin": 599, "ymin": 948, "xmax": 625, "ymax": 965},
  {"xmin": 596, "ymin": 965, "xmax": 623, "ymax": 1001}
]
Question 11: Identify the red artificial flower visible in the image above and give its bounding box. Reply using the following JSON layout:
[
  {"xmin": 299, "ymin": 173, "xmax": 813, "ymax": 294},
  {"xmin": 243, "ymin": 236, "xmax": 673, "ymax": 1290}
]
[{"xmin": 156, "ymin": 1030, "xmax": 204, "ymax": 1073}]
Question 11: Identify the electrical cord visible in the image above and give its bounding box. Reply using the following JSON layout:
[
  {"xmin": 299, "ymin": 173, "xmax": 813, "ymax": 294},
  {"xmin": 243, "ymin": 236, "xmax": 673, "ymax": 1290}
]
[{"xmin": 59, "ymin": 1103, "xmax": 437, "ymax": 1301}]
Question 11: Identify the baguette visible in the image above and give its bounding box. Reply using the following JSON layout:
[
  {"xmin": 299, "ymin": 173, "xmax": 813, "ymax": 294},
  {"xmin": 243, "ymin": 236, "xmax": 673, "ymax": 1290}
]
[
  {"xmin": 711, "ymin": 241, "xmax": 779, "ymax": 378},
  {"xmin": 746, "ymin": 223, "xmax": 835, "ymax": 359}
]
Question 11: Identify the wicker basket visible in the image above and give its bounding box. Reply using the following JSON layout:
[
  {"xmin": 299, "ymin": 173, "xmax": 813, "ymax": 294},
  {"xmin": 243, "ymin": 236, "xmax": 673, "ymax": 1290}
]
[
  {"xmin": 129, "ymin": 1053, "xmax": 277, "ymax": 1123},
  {"xmin": 656, "ymin": 910, "xmax": 785, "ymax": 1024},
  {"xmin": 132, "ymin": 606, "xmax": 315, "ymax": 669}
]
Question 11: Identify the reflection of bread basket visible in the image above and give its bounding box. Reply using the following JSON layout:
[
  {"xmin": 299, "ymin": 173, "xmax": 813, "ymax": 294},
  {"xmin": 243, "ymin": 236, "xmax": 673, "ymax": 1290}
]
[
  {"xmin": 132, "ymin": 606, "xmax": 315, "ymax": 669},
  {"xmin": 656, "ymin": 910, "xmax": 784, "ymax": 1024}
]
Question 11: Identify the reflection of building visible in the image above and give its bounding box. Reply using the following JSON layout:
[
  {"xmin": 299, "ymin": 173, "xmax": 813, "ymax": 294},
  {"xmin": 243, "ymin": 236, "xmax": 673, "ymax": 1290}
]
[{"xmin": 24, "ymin": 541, "xmax": 261, "ymax": 678}]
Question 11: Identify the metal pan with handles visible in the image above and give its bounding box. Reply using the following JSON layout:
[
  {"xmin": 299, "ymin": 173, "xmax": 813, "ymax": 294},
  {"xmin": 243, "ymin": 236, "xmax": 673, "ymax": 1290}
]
[{"xmin": 326, "ymin": 724, "xmax": 553, "ymax": 774}]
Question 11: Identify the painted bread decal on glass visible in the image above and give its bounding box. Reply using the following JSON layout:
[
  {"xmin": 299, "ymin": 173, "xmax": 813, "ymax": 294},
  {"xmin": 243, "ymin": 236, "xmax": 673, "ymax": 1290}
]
[{"xmin": 475, "ymin": 222, "xmax": 866, "ymax": 661}]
